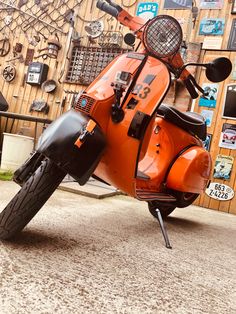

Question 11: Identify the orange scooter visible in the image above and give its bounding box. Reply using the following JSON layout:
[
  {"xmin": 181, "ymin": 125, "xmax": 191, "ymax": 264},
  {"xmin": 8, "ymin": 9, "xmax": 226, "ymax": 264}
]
[{"xmin": 0, "ymin": 0, "xmax": 232, "ymax": 247}]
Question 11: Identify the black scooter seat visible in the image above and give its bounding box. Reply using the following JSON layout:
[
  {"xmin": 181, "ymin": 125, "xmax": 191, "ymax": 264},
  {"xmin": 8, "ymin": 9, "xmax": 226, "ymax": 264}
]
[{"xmin": 157, "ymin": 104, "xmax": 206, "ymax": 140}]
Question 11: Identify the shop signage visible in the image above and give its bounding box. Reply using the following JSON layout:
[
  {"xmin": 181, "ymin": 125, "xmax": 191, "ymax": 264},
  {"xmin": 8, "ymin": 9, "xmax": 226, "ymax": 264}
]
[
  {"xmin": 136, "ymin": 2, "xmax": 159, "ymax": 20},
  {"xmin": 205, "ymin": 183, "xmax": 235, "ymax": 201}
]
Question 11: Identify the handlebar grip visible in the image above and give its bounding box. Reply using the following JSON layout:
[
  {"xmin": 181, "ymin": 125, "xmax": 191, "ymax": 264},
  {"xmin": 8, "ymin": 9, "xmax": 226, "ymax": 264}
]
[
  {"xmin": 96, "ymin": 0, "xmax": 119, "ymax": 17},
  {"xmin": 184, "ymin": 77, "xmax": 199, "ymax": 99}
]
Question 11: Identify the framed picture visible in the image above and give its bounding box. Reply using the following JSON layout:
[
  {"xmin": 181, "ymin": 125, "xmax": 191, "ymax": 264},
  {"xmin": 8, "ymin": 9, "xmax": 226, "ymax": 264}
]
[
  {"xmin": 203, "ymin": 134, "xmax": 212, "ymax": 151},
  {"xmin": 201, "ymin": 109, "xmax": 214, "ymax": 127},
  {"xmin": 199, "ymin": 18, "xmax": 225, "ymax": 36},
  {"xmin": 228, "ymin": 19, "xmax": 236, "ymax": 50},
  {"xmin": 213, "ymin": 155, "xmax": 234, "ymax": 181},
  {"xmin": 222, "ymin": 84, "xmax": 236, "ymax": 120},
  {"xmin": 200, "ymin": 0, "xmax": 223, "ymax": 9},
  {"xmin": 232, "ymin": 0, "xmax": 236, "ymax": 14},
  {"xmin": 163, "ymin": 0, "xmax": 192, "ymax": 10},
  {"xmin": 199, "ymin": 83, "xmax": 219, "ymax": 108},
  {"xmin": 219, "ymin": 123, "xmax": 236, "ymax": 150}
]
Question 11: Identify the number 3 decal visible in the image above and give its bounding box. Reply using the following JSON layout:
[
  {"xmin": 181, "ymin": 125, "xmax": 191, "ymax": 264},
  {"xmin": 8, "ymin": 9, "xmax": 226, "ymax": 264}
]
[{"xmin": 133, "ymin": 84, "xmax": 151, "ymax": 99}]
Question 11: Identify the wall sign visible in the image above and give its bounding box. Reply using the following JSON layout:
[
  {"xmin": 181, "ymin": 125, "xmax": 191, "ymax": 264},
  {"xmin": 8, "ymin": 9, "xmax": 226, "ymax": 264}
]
[
  {"xmin": 205, "ymin": 183, "xmax": 234, "ymax": 201},
  {"xmin": 199, "ymin": 18, "xmax": 225, "ymax": 36},
  {"xmin": 199, "ymin": 83, "xmax": 219, "ymax": 108},
  {"xmin": 219, "ymin": 123, "xmax": 236, "ymax": 150},
  {"xmin": 203, "ymin": 133, "xmax": 212, "ymax": 151},
  {"xmin": 201, "ymin": 109, "xmax": 214, "ymax": 127},
  {"xmin": 136, "ymin": 2, "xmax": 159, "ymax": 21},
  {"xmin": 228, "ymin": 19, "xmax": 236, "ymax": 50},
  {"xmin": 222, "ymin": 84, "xmax": 236, "ymax": 120},
  {"xmin": 200, "ymin": 0, "xmax": 223, "ymax": 9},
  {"xmin": 202, "ymin": 37, "xmax": 222, "ymax": 49},
  {"xmin": 163, "ymin": 0, "xmax": 192, "ymax": 9},
  {"xmin": 213, "ymin": 155, "xmax": 234, "ymax": 181}
]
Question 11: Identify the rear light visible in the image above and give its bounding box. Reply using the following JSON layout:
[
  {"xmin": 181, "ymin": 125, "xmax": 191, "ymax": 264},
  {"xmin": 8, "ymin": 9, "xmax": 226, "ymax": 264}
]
[{"xmin": 223, "ymin": 134, "xmax": 228, "ymax": 139}]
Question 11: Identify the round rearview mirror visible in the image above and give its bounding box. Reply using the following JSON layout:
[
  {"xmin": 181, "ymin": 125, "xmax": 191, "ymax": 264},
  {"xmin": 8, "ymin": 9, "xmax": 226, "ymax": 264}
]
[{"xmin": 205, "ymin": 57, "xmax": 232, "ymax": 83}]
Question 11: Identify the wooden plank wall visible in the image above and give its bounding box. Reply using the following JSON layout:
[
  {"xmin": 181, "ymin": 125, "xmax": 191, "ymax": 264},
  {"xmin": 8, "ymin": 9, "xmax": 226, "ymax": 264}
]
[{"xmin": 0, "ymin": 0, "xmax": 236, "ymax": 214}]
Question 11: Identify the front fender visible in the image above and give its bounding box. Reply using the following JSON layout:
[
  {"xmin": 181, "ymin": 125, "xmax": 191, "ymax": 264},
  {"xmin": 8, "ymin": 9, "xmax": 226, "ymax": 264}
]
[{"xmin": 37, "ymin": 110, "xmax": 106, "ymax": 185}]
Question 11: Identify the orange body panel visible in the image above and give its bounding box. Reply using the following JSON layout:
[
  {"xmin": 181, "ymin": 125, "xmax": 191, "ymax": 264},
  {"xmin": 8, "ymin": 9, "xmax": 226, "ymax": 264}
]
[
  {"xmin": 87, "ymin": 54, "xmax": 171, "ymax": 196},
  {"xmin": 136, "ymin": 117, "xmax": 202, "ymax": 192},
  {"xmin": 166, "ymin": 147, "xmax": 212, "ymax": 193}
]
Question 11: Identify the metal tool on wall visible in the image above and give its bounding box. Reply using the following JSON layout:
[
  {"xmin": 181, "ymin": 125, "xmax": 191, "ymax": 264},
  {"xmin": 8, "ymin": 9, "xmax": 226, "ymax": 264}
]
[
  {"xmin": 0, "ymin": 38, "xmax": 10, "ymax": 57},
  {"xmin": 35, "ymin": 35, "xmax": 62, "ymax": 60},
  {"xmin": 0, "ymin": 0, "xmax": 83, "ymax": 37},
  {"xmin": 41, "ymin": 61, "xmax": 59, "ymax": 93}
]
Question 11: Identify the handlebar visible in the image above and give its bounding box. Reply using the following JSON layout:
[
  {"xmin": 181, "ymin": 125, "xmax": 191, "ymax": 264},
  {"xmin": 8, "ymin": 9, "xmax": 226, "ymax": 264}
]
[{"xmin": 96, "ymin": 0, "xmax": 122, "ymax": 18}]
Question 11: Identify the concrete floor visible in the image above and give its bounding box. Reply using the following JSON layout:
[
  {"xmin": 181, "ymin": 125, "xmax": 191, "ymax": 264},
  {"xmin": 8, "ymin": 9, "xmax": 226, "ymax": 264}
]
[{"xmin": 0, "ymin": 181, "xmax": 236, "ymax": 314}]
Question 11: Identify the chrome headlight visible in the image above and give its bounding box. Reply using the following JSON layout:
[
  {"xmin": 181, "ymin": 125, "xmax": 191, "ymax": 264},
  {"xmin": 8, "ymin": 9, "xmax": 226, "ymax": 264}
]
[{"xmin": 143, "ymin": 15, "xmax": 183, "ymax": 58}]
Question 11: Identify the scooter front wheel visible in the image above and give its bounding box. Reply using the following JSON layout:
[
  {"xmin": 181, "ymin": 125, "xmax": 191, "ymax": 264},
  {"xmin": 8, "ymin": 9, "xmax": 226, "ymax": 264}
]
[{"xmin": 0, "ymin": 158, "xmax": 66, "ymax": 240}]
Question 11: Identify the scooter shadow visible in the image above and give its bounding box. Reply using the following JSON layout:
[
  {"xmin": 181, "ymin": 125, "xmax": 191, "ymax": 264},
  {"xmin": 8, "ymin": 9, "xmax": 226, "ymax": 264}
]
[
  {"xmin": 164, "ymin": 216, "xmax": 202, "ymax": 230},
  {"xmin": 1, "ymin": 229, "xmax": 80, "ymax": 250},
  {"xmin": 0, "ymin": 215, "xmax": 202, "ymax": 249}
]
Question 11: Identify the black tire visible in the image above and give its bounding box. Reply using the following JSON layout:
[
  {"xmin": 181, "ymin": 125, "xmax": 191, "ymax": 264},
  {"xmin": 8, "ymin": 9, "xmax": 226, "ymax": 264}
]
[
  {"xmin": 174, "ymin": 191, "xmax": 199, "ymax": 208},
  {"xmin": 148, "ymin": 192, "xmax": 199, "ymax": 219},
  {"xmin": 0, "ymin": 158, "xmax": 66, "ymax": 240},
  {"xmin": 148, "ymin": 202, "xmax": 176, "ymax": 219}
]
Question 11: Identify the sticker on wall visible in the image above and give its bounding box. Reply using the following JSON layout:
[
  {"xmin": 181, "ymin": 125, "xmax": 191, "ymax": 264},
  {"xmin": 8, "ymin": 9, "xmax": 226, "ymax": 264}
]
[
  {"xmin": 222, "ymin": 84, "xmax": 236, "ymax": 120},
  {"xmin": 136, "ymin": 2, "xmax": 159, "ymax": 21},
  {"xmin": 201, "ymin": 109, "xmax": 214, "ymax": 127},
  {"xmin": 199, "ymin": 83, "xmax": 219, "ymax": 108},
  {"xmin": 202, "ymin": 37, "xmax": 222, "ymax": 49},
  {"xmin": 213, "ymin": 155, "xmax": 234, "ymax": 180},
  {"xmin": 199, "ymin": 18, "xmax": 225, "ymax": 36},
  {"xmin": 199, "ymin": 0, "xmax": 223, "ymax": 9},
  {"xmin": 219, "ymin": 123, "xmax": 236, "ymax": 150},
  {"xmin": 205, "ymin": 183, "xmax": 234, "ymax": 201},
  {"xmin": 203, "ymin": 133, "xmax": 212, "ymax": 151},
  {"xmin": 163, "ymin": 0, "xmax": 192, "ymax": 9}
]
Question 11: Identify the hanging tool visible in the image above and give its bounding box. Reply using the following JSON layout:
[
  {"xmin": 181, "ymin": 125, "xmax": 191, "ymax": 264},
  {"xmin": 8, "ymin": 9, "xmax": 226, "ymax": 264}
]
[
  {"xmin": 58, "ymin": 8, "xmax": 77, "ymax": 83},
  {"xmin": 0, "ymin": 38, "xmax": 10, "ymax": 57}
]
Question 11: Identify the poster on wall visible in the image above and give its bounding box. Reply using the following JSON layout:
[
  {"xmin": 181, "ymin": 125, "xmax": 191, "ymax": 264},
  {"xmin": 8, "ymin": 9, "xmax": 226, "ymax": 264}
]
[
  {"xmin": 205, "ymin": 182, "xmax": 235, "ymax": 201},
  {"xmin": 163, "ymin": 0, "xmax": 192, "ymax": 9},
  {"xmin": 136, "ymin": 2, "xmax": 159, "ymax": 20},
  {"xmin": 199, "ymin": 18, "xmax": 225, "ymax": 36},
  {"xmin": 213, "ymin": 155, "xmax": 234, "ymax": 180},
  {"xmin": 200, "ymin": 0, "xmax": 223, "ymax": 9},
  {"xmin": 199, "ymin": 83, "xmax": 219, "ymax": 108},
  {"xmin": 222, "ymin": 84, "xmax": 236, "ymax": 120},
  {"xmin": 219, "ymin": 123, "xmax": 236, "ymax": 150},
  {"xmin": 201, "ymin": 109, "xmax": 214, "ymax": 127},
  {"xmin": 227, "ymin": 19, "xmax": 236, "ymax": 50},
  {"xmin": 203, "ymin": 134, "xmax": 212, "ymax": 151}
]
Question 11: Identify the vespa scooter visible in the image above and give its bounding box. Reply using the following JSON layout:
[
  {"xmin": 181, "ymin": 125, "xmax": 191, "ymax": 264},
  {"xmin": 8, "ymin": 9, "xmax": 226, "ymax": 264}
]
[{"xmin": 0, "ymin": 0, "xmax": 232, "ymax": 248}]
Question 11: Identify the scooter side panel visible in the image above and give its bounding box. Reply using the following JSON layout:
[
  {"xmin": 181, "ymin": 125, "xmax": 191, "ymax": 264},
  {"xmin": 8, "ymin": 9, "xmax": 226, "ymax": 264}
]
[
  {"xmin": 37, "ymin": 110, "xmax": 106, "ymax": 185},
  {"xmin": 166, "ymin": 147, "xmax": 212, "ymax": 194}
]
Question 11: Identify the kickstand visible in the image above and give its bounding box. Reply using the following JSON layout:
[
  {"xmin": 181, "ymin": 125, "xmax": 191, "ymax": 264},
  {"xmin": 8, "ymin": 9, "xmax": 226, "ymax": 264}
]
[{"xmin": 155, "ymin": 208, "xmax": 172, "ymax": 249}]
